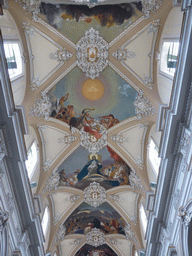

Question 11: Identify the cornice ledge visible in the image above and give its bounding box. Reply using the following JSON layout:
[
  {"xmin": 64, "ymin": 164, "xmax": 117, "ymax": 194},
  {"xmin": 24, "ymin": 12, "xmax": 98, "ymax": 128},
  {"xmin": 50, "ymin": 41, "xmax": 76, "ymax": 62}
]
[
  {"xmin": 159, "ymin": 6, "xmax": 192, "ymax": 159},
  {"xmin": 182, "ymin": 0, "xmax": 192, "ymax": 10}
]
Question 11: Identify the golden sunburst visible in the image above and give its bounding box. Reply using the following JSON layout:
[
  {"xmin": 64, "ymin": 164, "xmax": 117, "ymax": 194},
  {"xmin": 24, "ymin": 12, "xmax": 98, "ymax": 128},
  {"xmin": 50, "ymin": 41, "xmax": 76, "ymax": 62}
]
[{"xmin": 82, "ymin": 79, "xmax": 104, "ymax": 101}]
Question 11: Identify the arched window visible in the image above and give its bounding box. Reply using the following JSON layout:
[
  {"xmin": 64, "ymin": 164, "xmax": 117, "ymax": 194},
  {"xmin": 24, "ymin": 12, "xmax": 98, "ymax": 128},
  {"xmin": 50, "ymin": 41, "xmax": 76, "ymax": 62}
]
[
  {"xmin": 41, "ymin": 206, "xmax": 49, "ymax": 238},
  {"xmin": 160, "ymin": 40, "xmax": 179, "ymax": 78},
  {"xmin": 3, "ymin": 41, "xmax": 23, "ymax": 80},
  {"xmin": 134, "ymin": 250, "xmax": 138, "ymax": 256},
  {"xmin": 148, "ymin": 138, "xmax": 161, "ymax": 176},
  {"xmin": 25, "ymin": 141, "xmax": 38, "ymax": 180},
  {"xmin": 139, "ymin": 204, "xmax": 148, "ymax": 235}
]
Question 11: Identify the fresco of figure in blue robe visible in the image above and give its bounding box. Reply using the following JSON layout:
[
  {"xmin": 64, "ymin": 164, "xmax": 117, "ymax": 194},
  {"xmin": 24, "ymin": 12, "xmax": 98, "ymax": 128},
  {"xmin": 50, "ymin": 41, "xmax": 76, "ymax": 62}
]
[{"xmin": 57, "ymin": 146, "xmax": 131, "ymax": 190}]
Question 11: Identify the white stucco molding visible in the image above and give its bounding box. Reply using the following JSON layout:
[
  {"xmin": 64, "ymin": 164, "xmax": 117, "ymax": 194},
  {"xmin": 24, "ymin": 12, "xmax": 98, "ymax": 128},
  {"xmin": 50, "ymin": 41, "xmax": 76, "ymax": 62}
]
[{"xmin": 178, "ymin": 199, "xmax": 192, "ymax": 256}]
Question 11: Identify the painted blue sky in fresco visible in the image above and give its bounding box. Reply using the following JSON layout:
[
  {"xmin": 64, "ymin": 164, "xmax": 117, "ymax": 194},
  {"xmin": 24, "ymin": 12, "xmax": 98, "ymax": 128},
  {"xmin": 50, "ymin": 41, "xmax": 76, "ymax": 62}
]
[{"xmin": 48, "ymin": 66, "xmax": 138, "ymax": 122}]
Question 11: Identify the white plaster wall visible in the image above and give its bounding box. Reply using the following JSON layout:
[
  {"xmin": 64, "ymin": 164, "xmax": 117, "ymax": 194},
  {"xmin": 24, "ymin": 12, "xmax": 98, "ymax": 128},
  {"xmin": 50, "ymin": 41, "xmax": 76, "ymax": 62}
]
[
  {"xmin": 52, "ymin": 192, "xmax": 75, "ymax": 222},
  {"xmin": 61, "ymin": 239, "xmax": 80, "ymax": 256},
  {"xmin": 115, "ymin": 191, "xmax": 138, "ymax": 221},
  {"xmin": 157, "ymin": 7, "xmax": 183, "ymax": 105},
  {"xmin": 124, "ymin": 29, "xmax": 154, "ymax": 81},
  {"xmin": 29, "ymin": 30, "xmax": 61, "ymax": 84},
  {"xmin": 39, "ymin": 126, "xmax": 70, "ymax": 166},
  {"xmin": 0, "ymin": 10, "xmax": 26, "ymax": 105},
  {"xmin": 118, "ymin": 124, "xmax": 146, "ymax": 167},
  {"xmin": 112, "ymin": 239, "xmax": 132, "ymax": 256}
]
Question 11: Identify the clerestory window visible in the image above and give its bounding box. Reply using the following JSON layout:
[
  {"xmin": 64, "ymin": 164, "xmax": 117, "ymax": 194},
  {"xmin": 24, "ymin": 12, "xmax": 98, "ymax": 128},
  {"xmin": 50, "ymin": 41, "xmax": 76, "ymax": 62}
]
[
  {"xmin": 25, "ymin": 141, "xmax": 38, "ymax": 180},
  {"xmin": 3, "ymin": 41, "xmax": 23, "ymax": 80},
  {"xmin": 42, "ymin": 206, "xmax": 49, "ymax": 238},
  {"xmin": 140, "ymin": 204, "xmax": 148, "ymax": 235},
  {"xmin": 160, "ymin": 41, "xmax": 179, "ymax": 78},
  {"xmin": 148, "ymin": 138, "xmax": 161, "ymax": 176}
]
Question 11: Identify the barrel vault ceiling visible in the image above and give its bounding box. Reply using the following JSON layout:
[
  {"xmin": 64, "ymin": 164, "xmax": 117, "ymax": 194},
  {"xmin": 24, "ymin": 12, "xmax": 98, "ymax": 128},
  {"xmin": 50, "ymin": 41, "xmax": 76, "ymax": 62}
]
[{"xmin": 6, "ymin": 0, "xmax": 174, "ymax": 255}]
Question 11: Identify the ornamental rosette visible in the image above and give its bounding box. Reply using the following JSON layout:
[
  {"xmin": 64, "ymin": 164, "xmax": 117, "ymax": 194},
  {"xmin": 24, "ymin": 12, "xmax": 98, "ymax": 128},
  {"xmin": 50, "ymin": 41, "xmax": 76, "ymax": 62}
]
[
  {"xmin": 83, "ymin": 182, "xmax": 106, "ymax": 207},
  {"xmin": 76, "ymin": 28, "xmax": 109, "ymax": 79},
  {"xmin": 86, "ymin": 228, "xmax": 105, "ymax": 247}
]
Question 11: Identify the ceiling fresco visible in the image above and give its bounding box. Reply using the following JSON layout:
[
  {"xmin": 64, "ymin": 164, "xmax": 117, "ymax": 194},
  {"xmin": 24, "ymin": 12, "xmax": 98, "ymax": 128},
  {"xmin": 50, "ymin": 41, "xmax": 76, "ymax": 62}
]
[
  {"xmin": 7, "ymin": 0, "xmax": 173, "ymax": 254},
  {"xmin": 57, "ymin": 146, "xmax": 131, "ymax": 190},
  {"xmin": 65, "ymin": 202, "xmax": 125, "ymax": 236},
  {"xmin": 39, "ymin": 2, "xmax": 143, "ymax": 43},
  {"xmin": 75, "ymin": 244, "xmax": 118, "ymax": 256},
  {"xmin": 48, "ymin": 66, "xmax": 138, "ymax": 128}
]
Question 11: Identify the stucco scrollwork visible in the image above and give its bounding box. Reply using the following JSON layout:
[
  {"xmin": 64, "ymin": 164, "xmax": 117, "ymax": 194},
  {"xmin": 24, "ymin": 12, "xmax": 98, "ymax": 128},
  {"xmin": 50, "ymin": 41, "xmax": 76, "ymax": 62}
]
[
  {"xmin": 23, "ymin": 22, "xmax": 35, "ymax": 36},
  {"xmin": 29, "ymin": 94, "xmax": 52, "ymax": 120},
  {"xmin": 111, "ymin": 134, "xmax": 128, "ymax": 144},
  {"xmin": 70, "ymin": 238, "xmax": 83, "ymax": 245},
  {"xmin": 83, "ymin": 182, "xmax": 106, "ymax": 207},
  {"xmin": 134, "ymin": 91, "xmax": 155, "ymax": 119},
  {"xmin": 179, "ymin": 207, "xmax": 192, "ymax": 226},
  {"xmin": 112, "ymin": 49, "xmax": 136, "ymax": 61},
  {"xmin": 179, "ymin": 128, "xmax": 191, "ymax": 156},
  {"xmin": 129, "ymin": 169, "xmax": 145, "ymax": 191},
  {"xmin": 64, "ymin": 195, "xmax": 81, "ymax": 202},
  {"xmin": 0, "ymin": 207, "xmax": 9, "ymax": 232},
  {"xmin": 49, "ymin": 49, "xmax": 72, "ymax": 62},
  {"xmin": 43, "ymin": 159, "xmax": 52, "ymax": 172},
  {"xmin": 43, "ymin": 169, "xmax": 60, "ymax": 193},
  {"xmin": 109, "ymin": 238, "xmax": 121, "ymax": 245},
  {"xmin": 86, "ymin": 228, "xmax": 105, "ymax": 247},
  {"xmin": 142, "ymin": 0, "xmax": 163, "ymax": 18},
  {"xmin": 58, "ymin": 135, "xmax": 77, "ymax": 145},
  {"xmin": 142, "ymin": 75, "xmax": 153, "ymax": 89},
  {"xmin": 109, "ymin": 194, "xmax": 122, "ymax": 202},
  {"xmin": 76, "ymin": 27, "xmax": 109, "ymax": 79},
  {"xmin": 147, "ymin": 20, "xmax": 160, "ymax": 34},
  {"xmin": 124, "ymin": 223, "xmax": 138, "ymax": 246},
  {"xmin": 30, "ymin": 77, "xmax": 41, "ymax": 90}
]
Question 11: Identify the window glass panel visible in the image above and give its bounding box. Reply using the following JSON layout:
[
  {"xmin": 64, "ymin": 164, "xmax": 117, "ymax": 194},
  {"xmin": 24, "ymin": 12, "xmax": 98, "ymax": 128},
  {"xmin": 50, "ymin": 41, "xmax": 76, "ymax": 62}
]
[
  {"xmin": 160, "ymin": 41, "xmax": 179, "ymax": 76},
  {"xmin": 42, "ymin": 206, "xmax": 49, "ymax": 238},
  {"xmin": 25, "ymin": 142, "xmax": 37, "ymax": 179},
  {"xmin": 149, "ymin": 138, "xmax": 161, "ymax": 175},
  {"xmin": 140, "ymin": 204, "xmax": 147, "ymax": 234},
  {"xmin": 3, "ymin": 42, "xmax": 22, "ymax": 79}
]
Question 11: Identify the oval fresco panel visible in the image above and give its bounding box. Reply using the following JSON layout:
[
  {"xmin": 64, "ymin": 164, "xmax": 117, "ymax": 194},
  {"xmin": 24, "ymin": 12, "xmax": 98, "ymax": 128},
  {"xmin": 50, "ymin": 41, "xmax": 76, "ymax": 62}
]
[
  {"xmin": 39, "ymin": 2, "xmax": 143, "ymax": 43},
  {"xmin": 57, "ymin": 146, "xmax": 131, "ymax": 190},
  {"xmin": 65, "ymin": 202, "xmax": 125, "ymax": 236}
]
